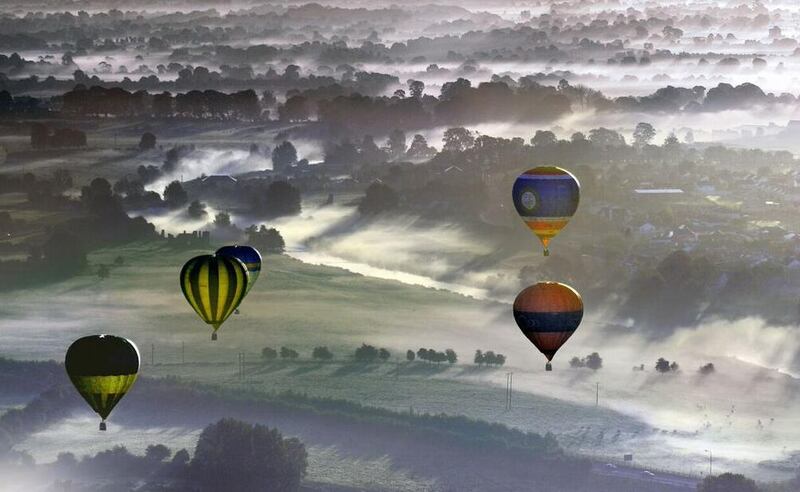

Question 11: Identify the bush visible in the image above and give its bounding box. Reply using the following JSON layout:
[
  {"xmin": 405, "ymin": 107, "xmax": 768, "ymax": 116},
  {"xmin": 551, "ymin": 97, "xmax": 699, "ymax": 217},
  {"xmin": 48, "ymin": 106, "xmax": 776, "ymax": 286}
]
[
  {"xmin": 699, "ymin": 363, "xmax": 715, "ymax": 375},
  {"xmin": 312, "ymin": 346, "xmax": 333, "ymax": 360},
  {"xmin": 280, "ymin": 347, "xmax": 299, "ymax": 359},
  {"xmin": 697, "ymin": 473, "xmax": 759, "ymax": 492},
  {"xmin": 246, "ymin": 225, "xmax": 285, "ymax": 254},
  {"xmin": 139, "ymin": 132, "xmax": 156, "ymax": 150},
  {"xmin": 358, "ymin": 182, "xmax": 399, "ymax": 215},
  {"xmin": 262, "ymin": 347, "xmax": 277, "ymax": 360},
  {"xmin": 655, "ymin": 358, "xmax": 672, "ymax": 373}
]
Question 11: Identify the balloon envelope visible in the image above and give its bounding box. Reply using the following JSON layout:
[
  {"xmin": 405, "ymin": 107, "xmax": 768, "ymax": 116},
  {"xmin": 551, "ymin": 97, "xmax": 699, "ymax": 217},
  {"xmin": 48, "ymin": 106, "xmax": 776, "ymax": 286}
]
[
  {"xmin": 65, "ymin": 335, "xmax": 140, "ymax": 428},
  {"xmin": 180, "ymin": 254, "xmax": 248, "ymax": 339},
  {"xmin": 513, "ymin": 282, "xmax": 583, "ymax": 365},
  {"xmin": 512, "ymin": 166, "xmax": 580, "ymax": 256},
  {"xmin": 215, "ymin": 245, "xmax": 262, "ymax": 294}
]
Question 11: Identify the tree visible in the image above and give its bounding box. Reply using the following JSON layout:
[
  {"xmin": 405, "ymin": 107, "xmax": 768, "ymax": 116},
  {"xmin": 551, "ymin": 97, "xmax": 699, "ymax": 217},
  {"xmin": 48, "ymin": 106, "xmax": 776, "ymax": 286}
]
[
  {"xmin": 278, "ymin": 95, "xmax": 310, "ymax": 122},
  {"xmin": 172, "ymin": 449, "xmax": 190, "ymax": 465},
  {"xmin": 531, "ymin": 130, "xmax": 557, "ymax": 147},
  {"xmin": 272, "ymin": 141, "xmax": 297, "ymax": 173},
  {"xmin": 42, "ymin": 230, "xmax": 87, "ymax": 276},
  {"xmin": 354, "ymin": 343, "xmax": 379, "ymax": 362},
  {"xmin": 262, "ymin": 181, "xmax": 301, "ymax": 217},
  {"xmin": 190, "ymin": 418, "xmax": 307, "ymax": 492},
  {"xmin": 474, "ymin": 350, "xmax": 484, "ymax": 366},
  {"xmin": 445, "ymin": 349, "xmax": 457, "ymax": 364},
  {"xmin": 633, "ymin": 122, "xmax": 656, "ymax": 146},
  {"xmin": 145, "ymin": 444, "xmax": 171, "ymax": 462},
  {"xmin": 247, "ymin": 225, "xmax": 285, "ymax": 253},
  {"xmin": 164, "ymin": 181, "xmax": 188, "ymax": 208},
  {"xmin": 262, "ymin": 347, "xmax": 278, "ymax": 360},
  {"xmin": 280, "ymin": 347, "xmax": 299, "ymax": 359},
  {"xmin": 569, "ymin": 357, "xmax": 584, "ymax": 368},
  {"xmin": 655, "ymin": 358, "xmax": 671, "ymax": 373},
  {"xmin": 139, "ymin": 132, "xmax": 156, "ymax": 150},
  {"xmin": 312, "ymin": 346, "xmax": 333, "ymax": 360},
  {"xmin": 408, "ymin": 79, "xmax": 425, "ymax": 98},
  {"xmin": 584, "ymin": 352, "xmax": 603, "ymax": 371},
  {"xmin": 407, "ymin": 134, "xmax": 435, "ymax": 159},
  {"xmin": 698, "ymin": 473, "xmax": 759, "ymax": 492},
  {"xmin": 442, "ymin": 127, "xmax": 474, "ymax": 152},
  {"xmin": 406, "ymin": 350, "xmax": 415, "ymax": 362},
  {"xmin": 187, "ymin": 200, "xmax": 207, "ymax": 219},
  {"xmin": 81, "ymin": 177, "xmax": 122, "ymax": 217},
  {"xmin": 214, "ymin": 212, "xmax": 231, "ymax": 228},
  {"xmin": 358, "ymin": 182, "xmax": 398, "ymax": 215},
  {"xmin": 387, "ymin": 129, "xmax": 406, "ymax": 160},
  {"xmin": 97, "ymin": 264, "xmax": 110, "ymax": 279},
  {"xmin": 379, "ymin": 348, "xmax": 391, "ymax": 361},
  {"xmin": 699, "ymin": 363, "xmax": 715, "ymax": 375},
  {"xmin": 30, "ymin": 123, "xmax": 49, "ymax": 149},
  {"xmin": 588, "ymin": 127, "xmax": 626, "ymax": 147},
  {"xmin": 669, "ymin": 361, "xmax": 680, "ymax": 372},
  {"xmin": 417, "ymin": 348, "xmax": 429, "ymax": 362},
  {"xmin": 664, "ymin": 132, "xmax": 680, "ymax": 149}
]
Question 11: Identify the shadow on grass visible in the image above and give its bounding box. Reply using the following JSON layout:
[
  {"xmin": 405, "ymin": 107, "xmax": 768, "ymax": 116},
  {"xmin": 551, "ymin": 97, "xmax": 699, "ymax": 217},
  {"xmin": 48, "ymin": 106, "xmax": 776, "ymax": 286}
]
[
  {"xmin": 331, "ymin": 363, "xmax": 381, "ymax": 377},
  {"xmin": 289, "ymin": 363, "xmax": 326, "ymax": 376},
  {"xmin": 396, "ymin": 363, "xmax": 449, "ymax": 377},
  {"xmin": 454, "ymin": 365, "xmax": 501, "ymax": 377},
  {"xmin": 247, "ymin": 361, "xmax": 291, "ymax": 376}
]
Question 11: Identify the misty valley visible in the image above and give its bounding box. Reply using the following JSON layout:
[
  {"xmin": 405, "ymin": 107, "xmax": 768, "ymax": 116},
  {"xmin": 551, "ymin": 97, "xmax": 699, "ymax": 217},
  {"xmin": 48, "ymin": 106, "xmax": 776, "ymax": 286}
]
[{"xmin": 3, "ymin": 1, "xmax": 800, "ymax": 491}]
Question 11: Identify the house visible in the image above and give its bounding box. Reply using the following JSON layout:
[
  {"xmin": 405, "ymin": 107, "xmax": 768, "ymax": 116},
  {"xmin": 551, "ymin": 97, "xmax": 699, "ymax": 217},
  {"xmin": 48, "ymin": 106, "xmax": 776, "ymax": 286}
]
[{"xmin": 200, "ymin": 175, "xmax": 238, "ymax": 192}]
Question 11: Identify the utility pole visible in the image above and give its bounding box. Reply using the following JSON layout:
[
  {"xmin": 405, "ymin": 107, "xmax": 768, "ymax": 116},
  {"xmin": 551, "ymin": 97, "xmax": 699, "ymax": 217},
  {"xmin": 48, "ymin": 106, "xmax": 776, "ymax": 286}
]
[
  {"xmin": 704, "ymin": 450, "xmax": 713, "ymax": 476},
  {"xmin": 237, "ymin": 352, "xmax": 246, "ymax": 381},
  {"xmin": 151, "ymin": 343, "xmax": 154, "ymax": 366},
  {"xmin": 596, "ymin": 382, "xmax": 599, "ymax": 407},
  {"xmin": 505, "ymin": 372, "xmax": 513, "ymax": 410}
]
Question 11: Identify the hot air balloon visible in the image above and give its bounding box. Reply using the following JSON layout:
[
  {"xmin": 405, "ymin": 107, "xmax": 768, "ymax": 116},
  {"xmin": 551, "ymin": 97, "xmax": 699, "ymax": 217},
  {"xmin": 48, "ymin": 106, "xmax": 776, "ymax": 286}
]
[
  {"xmin": 180, "ymin": 254, "xmax": 248, "ymax": 340},
  {"xmin": 65, "ymin": 335, "xmax": 140, "ymax": 431},
  {"xmin": 513, "ymin": 282, "xmax": 583, "ymax": 371},
  {"xmin": 215, "ymin": 245, "xmax": 262, "ymax": 295},
  {"xmin": 512, "ymin": 166, "xmax": 580, "ymax": 256}
]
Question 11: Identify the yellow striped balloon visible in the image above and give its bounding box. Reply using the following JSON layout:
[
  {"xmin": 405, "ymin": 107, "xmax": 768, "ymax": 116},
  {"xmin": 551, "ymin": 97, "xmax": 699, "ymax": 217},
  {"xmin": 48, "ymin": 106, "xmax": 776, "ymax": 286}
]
[
  {"xmin": 65, "ymin": 334, "xmax": 140, "ymax": 431},
  {"xmin": 180, "ymin": 254, "xmax": 249, "ymax": 340}
]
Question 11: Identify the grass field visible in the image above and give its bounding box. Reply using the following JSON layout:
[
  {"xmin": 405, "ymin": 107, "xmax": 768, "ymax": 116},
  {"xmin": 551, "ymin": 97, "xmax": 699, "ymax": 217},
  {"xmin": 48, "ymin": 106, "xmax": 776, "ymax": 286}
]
[{"xmin": 1, "ymin": 208, "xmax": 799, "ymax": 482}]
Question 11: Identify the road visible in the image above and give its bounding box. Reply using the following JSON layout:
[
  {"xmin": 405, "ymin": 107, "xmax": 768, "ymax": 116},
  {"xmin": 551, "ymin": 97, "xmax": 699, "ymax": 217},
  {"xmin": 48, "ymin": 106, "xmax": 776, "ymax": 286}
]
[{"xmin": 592, "ymin": 462, "xmax": 699, "ymax": 490}]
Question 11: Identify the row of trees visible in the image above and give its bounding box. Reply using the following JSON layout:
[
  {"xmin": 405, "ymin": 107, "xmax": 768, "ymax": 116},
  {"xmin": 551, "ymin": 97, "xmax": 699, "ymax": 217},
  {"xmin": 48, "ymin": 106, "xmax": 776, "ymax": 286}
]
[
  {"xmin": 258, "ymin": 345, "xmax": 510, "ymax": 367},
  {"xmin": 473, "ymin": 350, "xmax": 507, "ymax": 367},
  {"xmin": 30, "ymin": 123, "xmax": 86, "ymax": 149},
  {"xmin": 569, "ymin": 352, "xmax": 603, "ymax": 371},
  {"xmin": 655, "ymin": 358, "xmax": 680, "ymax": 373},
  {"xmin": 408, "ymin": 348, "xmax": 457, "ymax": 364},
  {"xmin": 61, "ymin": 85, "xmax": 261, "ymax": 120}
]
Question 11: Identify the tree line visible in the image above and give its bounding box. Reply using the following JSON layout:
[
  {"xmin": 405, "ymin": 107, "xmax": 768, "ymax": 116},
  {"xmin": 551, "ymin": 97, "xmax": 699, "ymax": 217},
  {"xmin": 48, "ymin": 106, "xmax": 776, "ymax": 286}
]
[{"xmin": 260, "ymin": 345, "xmax": 509, "ymax": 367}]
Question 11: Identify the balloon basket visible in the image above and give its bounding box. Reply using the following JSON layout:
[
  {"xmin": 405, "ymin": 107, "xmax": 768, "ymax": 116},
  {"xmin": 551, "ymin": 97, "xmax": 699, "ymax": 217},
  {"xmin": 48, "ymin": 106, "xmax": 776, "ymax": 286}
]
[
  {"xmin": 543, "ymin": 249, "xmax": 550, "ymax": 257},
  {"xmin": 99, "ymin": 421, "xmax": 107, "ymax": 431},
  {"xmin": 545, "ymin": 362, "xmax": 552, "ymax": 372},
  {"xmin": 211, "ymin": 332, "xmax": 218, "ymax": 341}
]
